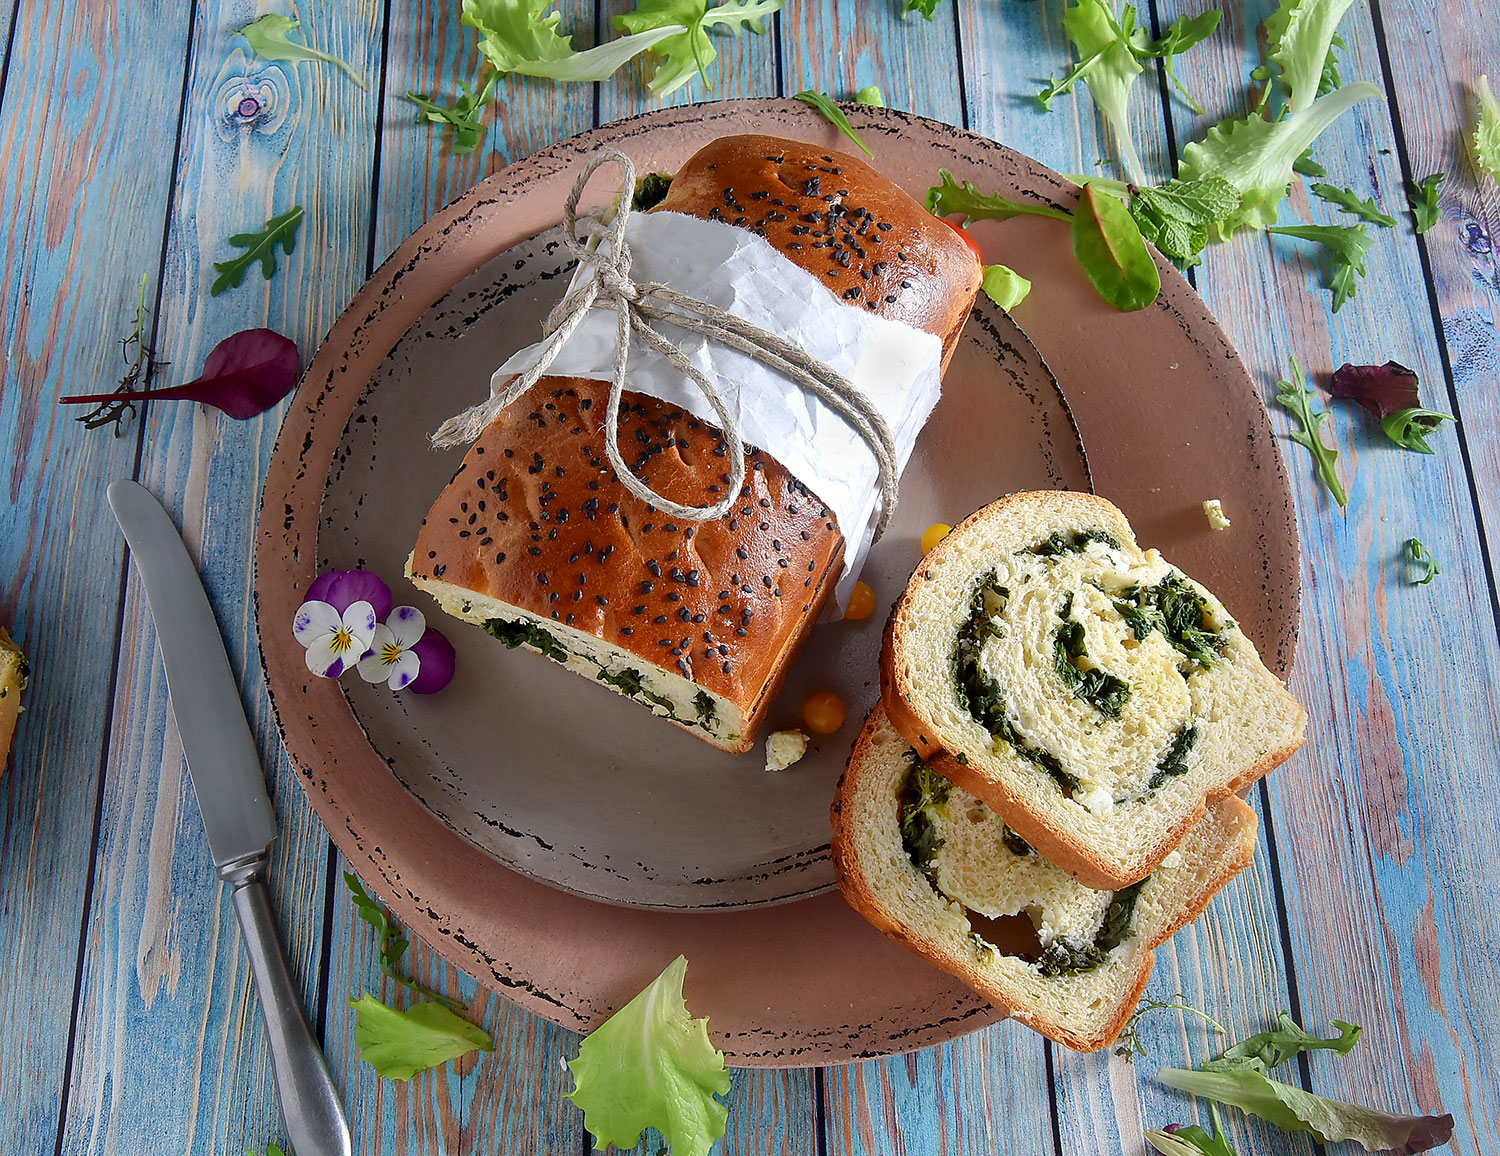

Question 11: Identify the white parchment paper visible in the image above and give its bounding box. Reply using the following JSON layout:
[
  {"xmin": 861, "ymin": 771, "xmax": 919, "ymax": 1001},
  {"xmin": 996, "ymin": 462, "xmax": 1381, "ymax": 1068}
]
[{"xmin": 489, "ymin": 210, "xmax": 944, "ymax": 606}]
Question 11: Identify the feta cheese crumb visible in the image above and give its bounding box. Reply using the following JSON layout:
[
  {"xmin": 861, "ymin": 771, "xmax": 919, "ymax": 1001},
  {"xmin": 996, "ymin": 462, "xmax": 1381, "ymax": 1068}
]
[
  {"xmin": 765, "ymin": 729, "xmax": 810, "ymax": 772},
  {"xmin": 1160, "ymin": 849, "xmax": 1184, "ymax": 869},
  {"xmin": 1077, "ymin": 785, "xmax": 1115, "ymax": 816},
  {"xmin": 1203, "ymin": 498, "xmax": 1231, "ymax": 531}
]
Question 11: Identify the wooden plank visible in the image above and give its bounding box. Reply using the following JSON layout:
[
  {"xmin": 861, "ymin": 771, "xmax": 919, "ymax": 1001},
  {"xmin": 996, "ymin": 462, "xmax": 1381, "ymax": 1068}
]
[
  {"xmin": 0, "ymin": 0, "xmax": 195, "ymax": 1152},
  {"xmin": 55, "ymin": 1, "xmax": 385, "ymax": 1152},
  {"xmin": 1144, "ymin": 1, "xmax": 1500, "ymax": 1151}
]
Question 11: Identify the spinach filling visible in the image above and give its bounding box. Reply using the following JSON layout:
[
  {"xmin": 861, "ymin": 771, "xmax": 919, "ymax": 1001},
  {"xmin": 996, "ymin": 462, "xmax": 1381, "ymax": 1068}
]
[
  {"xmin": 1147, "ymin": 724, "xmax": 1200, "ymax": 790},
  {"xmin": 632, "ymin": 172, "xmax": 674, "ymax": 211},
  {"xmin": 1053, "ymin": 594, "xmax": 1131, "ymax": 718},
  {"xmin": 1026, "ymin": 528, "xmax": 1122, "ymax": 558},
  {"xmin": 952, "ymin": 573, "xmax": 1081, "ymax": 796},
  {"xmin": 1002, "ymin": 825, "xmax": 1034, "ymax": 857},
  {"xmin": 483, "ymin": 616, "xmax": 724, "ymax": 735},
  {"xmin": 1111, "ymin": 574, "xmax": 1227, "ymax": 669},
  {"xmin": 1033, "ymin": 879, "xmax": 1146, "ymax": 977},
  {"xmin": 897, "ymin": 755, "xmax": 951, "ymax": 875}
]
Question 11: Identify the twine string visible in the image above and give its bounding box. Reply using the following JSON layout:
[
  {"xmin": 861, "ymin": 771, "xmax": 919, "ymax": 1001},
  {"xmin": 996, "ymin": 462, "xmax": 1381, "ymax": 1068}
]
[{"xmin": 430, "ymin": 148, "xmax": 899, "ymax": 539}]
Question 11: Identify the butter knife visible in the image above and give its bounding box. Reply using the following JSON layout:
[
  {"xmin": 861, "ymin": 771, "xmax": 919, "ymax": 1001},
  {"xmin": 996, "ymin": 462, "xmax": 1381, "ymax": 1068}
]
[{"xmin": 108, "ymin": 480, "xmax": 351, "ymax": 1156}]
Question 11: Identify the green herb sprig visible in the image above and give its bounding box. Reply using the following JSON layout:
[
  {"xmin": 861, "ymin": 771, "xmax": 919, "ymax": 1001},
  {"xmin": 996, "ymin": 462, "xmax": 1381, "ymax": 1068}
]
[
  {"xmin": 1406, "ymin": 538, "xmax": 1439, "ymax": 584},
  {"xmin": 345, "ymin": 871, "xmax": 464, "ymax": 1012},
  {"xmin": 1406, "ymin": 173, "xmax": 1444, "ymax": 233},
  {"xmin": 1274, "ymin": 357, "xmax": 1348, "ymax": 508},
  {"xmin": 793, "ymin": 91, "xmax": 874, "ymax": 158},
  {"xmin": 211, "ymin": 206, "xmax": 305, "ymax": 297},
  {"xmin": 76, "ymin": 274, "xmax": 164, "ymax": 436}
]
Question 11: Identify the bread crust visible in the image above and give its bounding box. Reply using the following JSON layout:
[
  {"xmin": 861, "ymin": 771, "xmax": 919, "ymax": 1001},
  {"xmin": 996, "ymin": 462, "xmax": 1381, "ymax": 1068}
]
[
  {"xmin": 879, "ymin": 491, "xmax": 1306, "ymax": 888},
  {"xmin": 831, "ymin": 705, "xmax": 1259, "ymax": 1052},
  {"xmin": 415, "ymin": 134, "xmax": 981, "ymax": 747}
]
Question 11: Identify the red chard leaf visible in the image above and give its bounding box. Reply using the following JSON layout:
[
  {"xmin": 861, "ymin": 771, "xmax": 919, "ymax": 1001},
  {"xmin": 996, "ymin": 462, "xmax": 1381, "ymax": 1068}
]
[
  {"xmin": 1327, "ymin": 360, "xmax": 1420, "ymax": 418},
  {"xmin": 61, "ymin": 328, "xmax": 300, "ymax": 420}
]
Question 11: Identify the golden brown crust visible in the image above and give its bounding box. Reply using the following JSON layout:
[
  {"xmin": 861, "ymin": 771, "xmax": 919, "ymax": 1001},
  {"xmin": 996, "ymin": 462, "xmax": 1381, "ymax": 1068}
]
[
  {"xmin": 416, "ymin": 134, "xmax": 981, "ymax": 744},
  {"xmin": 655, "ymin": 135, "xmax": 981, "ymax": 370},
  {"xmin": 878, "ymin": 491, "xmax": 1306, "ymax": 889}
]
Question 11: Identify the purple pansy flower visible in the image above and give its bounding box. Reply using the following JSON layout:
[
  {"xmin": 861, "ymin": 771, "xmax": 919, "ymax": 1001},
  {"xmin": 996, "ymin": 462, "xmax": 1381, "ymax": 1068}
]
[
  {"xmin": 407, "ymin": 622, "xmax": 456, "ymax": 694},
  {"xmin": 306, "ymin": 569, "xmax": 392, "ymax": 621}
]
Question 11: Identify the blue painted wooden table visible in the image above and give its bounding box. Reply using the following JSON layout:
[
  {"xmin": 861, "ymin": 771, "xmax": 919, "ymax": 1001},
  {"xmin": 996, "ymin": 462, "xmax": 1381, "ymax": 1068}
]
[{"xmin": 2, "ymin": 1, "xmax": 1496, "ymax": 1153}]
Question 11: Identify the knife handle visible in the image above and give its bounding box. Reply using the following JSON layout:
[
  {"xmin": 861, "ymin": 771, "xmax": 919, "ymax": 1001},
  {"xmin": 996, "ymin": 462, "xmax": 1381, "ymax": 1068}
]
[{"xmin": 229, "ymin": 865, "xmax": 353, "ymax": 1156}]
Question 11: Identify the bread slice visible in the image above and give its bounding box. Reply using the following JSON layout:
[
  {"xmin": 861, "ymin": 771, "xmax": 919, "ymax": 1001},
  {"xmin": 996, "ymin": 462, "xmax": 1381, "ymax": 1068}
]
[
  {"xmin": 882, "ymin": 491, "xmax": 1305, "ymax": 887},
  {"xmin": 0, "ymin": 627, "xmax": 28, "ymax": 772},
  {"xmin": 409, "ymin": 135, "xmax": 982, "ymax": 753},
  {"xmin": 831, "ymin": 705, "xmax": 1259, "ymax": 1052}
]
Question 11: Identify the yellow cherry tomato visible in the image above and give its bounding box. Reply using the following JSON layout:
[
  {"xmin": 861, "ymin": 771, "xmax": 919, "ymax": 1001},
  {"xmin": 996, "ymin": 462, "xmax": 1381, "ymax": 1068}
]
[
  {"xmin": 845, "ymin": 580, "xmax": 877, "ymax": 621},
  {"xmin": 803, "ymin": 691, "xmax": 847, "ymax": 735},
  {"xmin": 922, "ymin": 522, "xmax": 953, "ymax": 554}
]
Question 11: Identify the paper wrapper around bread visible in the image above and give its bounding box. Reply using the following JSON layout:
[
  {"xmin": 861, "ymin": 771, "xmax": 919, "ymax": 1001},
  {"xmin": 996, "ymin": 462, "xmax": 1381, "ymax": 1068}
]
[{"xmin": 481, "ymin": 209, "xmax": 945, "ymax": 610}]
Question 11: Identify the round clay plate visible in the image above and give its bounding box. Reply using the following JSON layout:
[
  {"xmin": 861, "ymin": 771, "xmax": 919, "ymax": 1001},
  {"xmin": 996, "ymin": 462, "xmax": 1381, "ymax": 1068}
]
[{"xmin": 255, "ymin": 99, "xmax": 1298, "ymax": 1065}]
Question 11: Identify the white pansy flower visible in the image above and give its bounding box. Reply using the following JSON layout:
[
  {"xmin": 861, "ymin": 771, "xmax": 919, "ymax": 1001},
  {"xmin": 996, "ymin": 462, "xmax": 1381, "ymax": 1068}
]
[
  {"xmin": 293, "ymin": 598, "xmax": 377, "ymax": 679},
  {"xmin": 357, "ymin": 606, "xmax": 427, "ymax": 691}
]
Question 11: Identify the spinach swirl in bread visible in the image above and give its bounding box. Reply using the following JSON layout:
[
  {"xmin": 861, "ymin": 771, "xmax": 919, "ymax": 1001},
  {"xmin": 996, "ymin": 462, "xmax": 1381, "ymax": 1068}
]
[
  {"xmin": 831, "ymin": 705, "xmax": 1259, "ymax": 1052},
  {"xmin": 409, "ymin": 135, "xmax": 982, "ymax": 752},
  {"xmin": 882, "ymin": 491, "xmax": 1305, "ymax": 886}
]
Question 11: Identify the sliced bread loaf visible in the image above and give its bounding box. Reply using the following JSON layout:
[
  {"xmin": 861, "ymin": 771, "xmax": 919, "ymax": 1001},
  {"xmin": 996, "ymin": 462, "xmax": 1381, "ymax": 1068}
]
[
  {"xmin": 882, "ymin": 491, "xmax": 1304, "ymax": 888},
  {"xmin": 831, "ymin": 704, "xmax": 1259, "ymax": 1052}
]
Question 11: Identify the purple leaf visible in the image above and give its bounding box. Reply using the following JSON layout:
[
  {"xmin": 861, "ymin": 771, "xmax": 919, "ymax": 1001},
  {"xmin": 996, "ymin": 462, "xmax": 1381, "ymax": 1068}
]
[
  {"xmin": 307, "ymin": 569, "xmax": 393, "ymax": 621},
  {"xmin": 1327, "ymin": 361, "xmax": 1420, "ymax": 418},
  {"xmin": 409, "ymin": 625, "xmax": 456, "ymax": 694},
  {"xmin": 59, "ymin": 328, "xmax": 300, "ymax": 420}
]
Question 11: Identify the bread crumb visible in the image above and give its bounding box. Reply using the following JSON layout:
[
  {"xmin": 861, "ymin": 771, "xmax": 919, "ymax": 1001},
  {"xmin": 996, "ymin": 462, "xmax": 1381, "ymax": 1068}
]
[
  {"xmin": 1202, "ymin": 498, "xmax": 1231, "ymax": 531},
  {"xmin": 765, "ymin": 729, "xmax": 810, "ymax": 771}
]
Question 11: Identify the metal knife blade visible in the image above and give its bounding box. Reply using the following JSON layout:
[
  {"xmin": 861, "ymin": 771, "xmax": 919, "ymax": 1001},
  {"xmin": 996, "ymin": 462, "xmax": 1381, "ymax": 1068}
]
[{"xmin": 107, "ymin": 480, "xmax": 277, "ymax": 869}]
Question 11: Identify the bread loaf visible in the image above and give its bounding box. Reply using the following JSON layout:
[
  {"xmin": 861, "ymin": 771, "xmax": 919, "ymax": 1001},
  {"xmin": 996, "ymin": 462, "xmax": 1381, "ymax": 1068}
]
[
  {"xmin": 0, "ymin": 627, "xmax": 27, "ymax": 771},
  {"xmin": 881, "ymin": 491, "xmax": 1305, "ymax": 886},
  {"xmin": 408, "ymin": 135, "xmax": 982, "ymax": 751},
  {"xmin": 831, "ymin": 705, "xmax": 1259, "ymax": 1052}
]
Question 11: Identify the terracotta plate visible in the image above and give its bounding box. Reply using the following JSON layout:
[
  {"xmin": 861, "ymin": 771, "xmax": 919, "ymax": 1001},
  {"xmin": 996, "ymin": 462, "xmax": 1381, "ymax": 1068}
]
[{"xmin": 255, "ymin": 99, "xmax": 1298, "ymax": 1064}]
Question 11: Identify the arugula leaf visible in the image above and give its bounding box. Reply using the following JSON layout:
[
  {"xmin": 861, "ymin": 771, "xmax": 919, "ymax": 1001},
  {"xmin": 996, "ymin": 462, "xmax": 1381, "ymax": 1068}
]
[
  {"xmin": 926, "ymin": 169, "xmax": 1072, "ymax": 224},
  {"xmin": 406, "ymin": 72, "xmax": 498, "ymax": 155},
  {"xmin": 794, "ymin": 91, "xmax": 874, "ymax": 158},
  {"xmin": 1292, "ymin": 148, "xmax": 1326, "ymax": 177},
  {"xmin": 1406, "ymin": 538, "xmax": 1439, "ymax": 584},
  {"xmin": 1202, "ymin": 1010, "xmax": 1360, "ymax": 1073},
  {"xmin": 210, "ymin": 207, "xmax": 304, "ymax": 297},
  {"xmin": 1072, "ymin": 182, "xmax": 1160, "ymax": 310},
  {"xmin": 464, "ymin": 0, "xmax": 682, "ymax": 82},
  {"xmin": 1146, "ymin": 1105, "xmax": 1239, "ymax": 1156},
  {"xmin": 1310, "ymin": 182, "xmax": 1396, "ymax": 227},
  {"xmin": 855, "ymin": 84, "xmax": 885, "ymax": 106},
  {"xmin": 1267, "ymin": 222, "xmax": 1373, "ymax": 312},
  {"xmin": 1063, "ymin": 0, "xmax": 1147, "ymax": 185},
  {"xmin": 980, "ymin": 264, "xmax": 1032, "ymax": 310},
  {"xmin": 345, "ymin": 871, "xmax": 464, "ymax": 1011},
  {"xmin": 349, "ymin": 995, "xmax": 494, "ymax": 1080},
  {"xmin": 903, "ymin": 0, "xmax": 943, "ymax": 16},
  {"xmin": 616, "ymin": 0, "xmax": 783, "ymax": 98},
  {"xmin": 1475, "ymin": 75, "xmax": 1500, "ymax": 180},
  {"xmin": 1129, "ymin": 177, "xmax": 1241, "ymax": 265},
  {"xmin": 1159, "ymin": 1066, "xmax": 1455, "ymax": 1152},
  {"xmin": 237, "ymin": 13, "xmax": 368, "ymax": 91},
  {"xmin": 1178, "ymin": 81, "xmax": 1381, "ymax": 236},
  {"xmin": 1382, "ymin": 408, "xmax": 1454, "ymax": 453},
  {"xmin": 566, "ymin": 956, "xmax": 730, "ymax": 1156},
  {"xmin": 1406, "ymin": 173, "xmax": 1444, "ymax": 233},
  {"xmin": 1274, "ymin": 356, "xmax": 1348, "ymax": 507}
]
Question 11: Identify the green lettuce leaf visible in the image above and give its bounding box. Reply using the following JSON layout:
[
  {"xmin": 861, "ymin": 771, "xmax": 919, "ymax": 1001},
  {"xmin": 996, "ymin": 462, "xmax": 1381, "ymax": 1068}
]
[
  {"xmin": 1064, "ymin": 0, "xmax": 1147, "ymax": 185},
  {"xmin": 1159, "ymin": 1066, "xmax": 1455, "ymax": 1152},
  {"xmin": 349, "ymin": 995, "xmax": 494, "ymax": 1080},
  {"xmin": 464, "ymin": 0, "xmax": 683, "ymax": 82},
  {"xmin": 1202, "ymin": 1010, "xmax": 1360, "ymax": 1073},
  {"xmin": 981, "ymin": 264, "xmax": 1033, "ymax": 310},
  {"xmin": 565, "ymin": 956, "xmax": 730, "ymax": 1156},
  {"xmin": 1178, "ymin": 81, "xmax": 1381, "ymax": 235},
  {"xmin": 616, "ymin": 0, "xmax": 783, "ymax": 97},
  {"xmin": 1475, "ymin": 75, "xmax": 1500, "ymax": 180},
  {"xmin": 237, "ymin": 13, "xmax": 368, "ymax": 91},
  {"xmin": 1072, "ymin": 182, "xmax": 1160, "ymax": 310},
  {"xmin": 1146, "ymin": 1104, "xmax": 1239, "ymax": 1156}
]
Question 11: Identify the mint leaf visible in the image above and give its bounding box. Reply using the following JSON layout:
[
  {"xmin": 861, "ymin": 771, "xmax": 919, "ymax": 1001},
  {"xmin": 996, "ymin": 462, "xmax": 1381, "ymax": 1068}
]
[
  {"xmin": 1310, "ymin": 182, "xmax": 1396, "ymax": 227},
  {"xmin": 1202, "ymin": 1010, "xmax": 1361, "ymax": 1073},
  {"xmin": 1474, "ymin": 74, "xmax": 1500, "ymax": 180},
  {"xmin": 925, "ymin": 169, "xmax": 1072, "ymax": 224},
  {"xmin": 1130, "ymin": 177, "xmax": 1241, "ymax": 264},
  {"xmin": 1267, "ymin": 221, "xmax": 1372, "ymax": 312},
  {"xmin": 1406, "ymin": 173, "xmax": 1444, "ymax": 233},
  {"xmin": 1274, "ymin": 356, "xmax": 1348, "ymax": 507},
  {"xmin": 980, "ymin": 263, "xmax": 1032, "ymax": 310},
  {"xmin": 794, "ymin": 91, "xmax": 874, "ymax": 158},
  {"xmin": 616, "ymin": 0, "xmax": 783, "ymax": 97},
  {"xmin": 237, "ymin": 13, "xmax": 368, "ymax": 90},
  {"xmin": 349, "ymin": 995, "xmax": 494, "ymax": 1080},
  {"xmin": 566, "ymin": 956, "xmax": 730, "ymax": 1156},
  {"xmin": 210, "ymin": 207, "xmax": 304, "ymax": 296},
  {"xmin": 1071, "ymin": 182, "xmax": 1160, "ymax": 310},
  {"xmin": 465, "ymin": 0, "xmax": 683, "ymax": 82}
]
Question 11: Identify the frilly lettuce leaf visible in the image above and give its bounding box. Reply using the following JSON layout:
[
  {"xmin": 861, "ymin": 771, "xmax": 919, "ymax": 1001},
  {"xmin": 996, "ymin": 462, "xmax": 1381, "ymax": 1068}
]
[
  {"xmin": 1064, "ymin": 0, "xmax": 1147, "ymax": 185},
  {"xmin": 1265, "ymin": 0, "xmax": 1360, "ymax": 112},
  {"xmin": 565, "ymin": 956, "xmax": 731, "ymax": 1156},
  {"xmin": 1159, "ymin": 1066, "xmax": 1455, "ymax": 1153},
  {"xmin": 1475, "ymin": 75, "xmax": 1500, "ymax": 180},
  {"xmin": 463, "ymin": 0, "xmax": 683, "ymax": 82},
  {"xmin": 981, "ymin": 264, "xmax": 1033, "ymax": 310},
  {"xmin": 617, "ymin": 0, "xmax": 784, "ymax": 98},
  {"xmin": 1178, "ymin": 80, "xmax": 1381, "ymax": 236}
]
